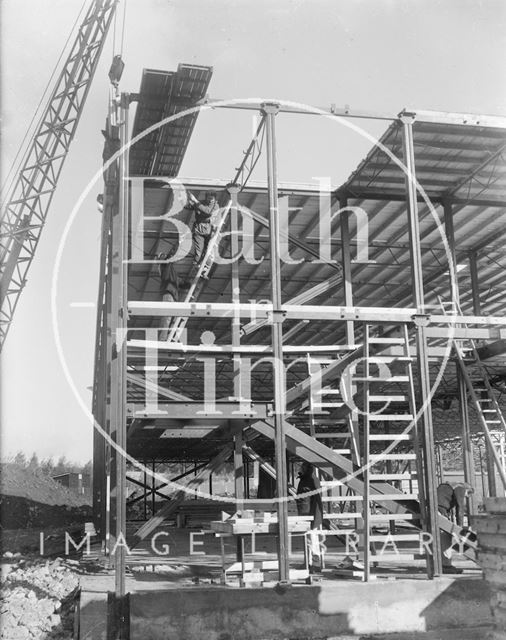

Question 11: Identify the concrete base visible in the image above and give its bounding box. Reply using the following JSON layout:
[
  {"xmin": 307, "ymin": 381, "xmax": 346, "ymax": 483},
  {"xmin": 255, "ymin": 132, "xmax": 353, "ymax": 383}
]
[{"xmin": 119, "ymin": 577, "xmax": 491, "ymax": 640}]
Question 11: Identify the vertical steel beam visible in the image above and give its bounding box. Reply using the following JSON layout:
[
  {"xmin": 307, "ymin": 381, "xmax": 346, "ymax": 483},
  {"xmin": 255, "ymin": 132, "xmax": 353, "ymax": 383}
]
[
  {"xmin": 444, "ymin": 199, "xmax": 476, "ymax": 510},
  {"xmin": 109, "ymin": 94, "xmax": 129, "ymax": 599},
  {"xmin": 400, "ymin": 113, "xmax": 442, "ymax": 577},
  {"xmin": 468, "ymin": 252, "xmax": 481, "ymax": 316},
  {"xmin": 229, "ymin": 185, "xmax": 246, "ymax": 511},
  {"xmin": 234, "ymin": 429, "xmax": 244, "ymax": 511},
  {"xmin": 457, "ymin": 366, "xmax": 476, "ymax": 513},
  {"xmin": 263, "ymin": 102, "xmax": 290, "ymax": 583},
  {"xmin": 468, "ymin": 252, "xmax": 497, "ymax": 496},
  {"xmin": 443, "ymin": 199, "xmax": 459, "ymax": 300},
  {"xmin": 362, "ymin": 324, "xmax": 371, "ymax": 581},
  {"xmin": 339, "ymin": 193, "xmax": 354, "ymax": 344}
]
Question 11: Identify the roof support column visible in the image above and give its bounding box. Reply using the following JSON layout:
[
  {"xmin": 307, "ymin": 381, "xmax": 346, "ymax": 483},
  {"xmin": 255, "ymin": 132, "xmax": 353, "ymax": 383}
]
[
  {"xmin": 468, "ymin": 251, "xmax": 497, "ymax": 497},
  {"xmin": 469, "ymin": 251, "xmax": 481, "ymax": 316},
  {"xmin": 229, "ymin": 185, "xmax": 246, "ymax": 510},
  {"xmin": 400, "ymin": 113, "xmax": 442, "ymax": 577},
  {"xmin": 263, "ymin": 102, "xmax": 290, "ymax": 584},
  {"xmin": 444, "ymin": 199, "xmax": 476, "ymax": 510},
  {"xmin": 339, "ymin": 193, "xmax": 354, "ymax": 344},
  {"xmin": 110, "ymin": 93, "xmax": 130, "ymax": 600}
]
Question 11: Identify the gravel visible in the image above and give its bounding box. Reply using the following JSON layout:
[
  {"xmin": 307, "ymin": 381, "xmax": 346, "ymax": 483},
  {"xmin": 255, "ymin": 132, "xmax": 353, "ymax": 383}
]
[{"xmin": 0, "ymin": 557, "xmax": 79, "ymax": 639}]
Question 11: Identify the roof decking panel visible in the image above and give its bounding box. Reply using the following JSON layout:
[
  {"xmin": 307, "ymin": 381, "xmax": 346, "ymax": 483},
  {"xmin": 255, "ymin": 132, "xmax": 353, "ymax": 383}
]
[
  {"xmin": 343, "ymin": 120, "xmax": 506, "ymax": 205},
  {"xmin": 129, "ymin": 64, "xmax": 212, "ymax": 176}
]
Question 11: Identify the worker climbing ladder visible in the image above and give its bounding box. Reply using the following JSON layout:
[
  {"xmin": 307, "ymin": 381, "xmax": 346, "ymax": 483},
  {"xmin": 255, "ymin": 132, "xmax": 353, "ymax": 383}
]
[{"xmin": 166, "ymin": 197, "xmax": 233, "ymax": 343}]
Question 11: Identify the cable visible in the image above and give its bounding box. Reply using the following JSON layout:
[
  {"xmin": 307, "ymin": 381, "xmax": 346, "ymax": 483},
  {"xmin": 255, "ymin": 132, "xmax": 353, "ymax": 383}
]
[
  {"xmin": 120, "ymin": 0, "xmax": 127, "ymax": 56},
  {"xmin": 112, "ymin": 1, "xmax": 117, "ymax": 55},
  {"xmin": 1, "ymin": 0, "xmax": 88, "ymax": 203}
]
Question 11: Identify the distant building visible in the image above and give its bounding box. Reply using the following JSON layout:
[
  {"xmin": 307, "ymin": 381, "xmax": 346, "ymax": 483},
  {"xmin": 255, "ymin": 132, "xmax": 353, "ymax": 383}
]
[{"xmin": 52, "ymin": 472, "xmax": 91, "ymax": 496}]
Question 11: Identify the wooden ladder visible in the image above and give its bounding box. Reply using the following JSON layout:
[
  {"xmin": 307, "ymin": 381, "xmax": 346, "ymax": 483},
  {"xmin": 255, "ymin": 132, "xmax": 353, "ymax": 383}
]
[
  {"xmin": 361, "ymin": 323, "xmax": 428, "ymax": 580},
  {"xmin": 440, "ymin": 301, "xmax": 506, "ymax": 489},
  {"xmin": 306, "ymin": 353, "xmax": 363, "ymax": 535}
]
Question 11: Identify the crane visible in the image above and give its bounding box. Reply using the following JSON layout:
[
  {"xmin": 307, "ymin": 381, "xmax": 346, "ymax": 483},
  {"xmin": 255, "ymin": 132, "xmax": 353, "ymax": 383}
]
[{"xmin": 0, "ymin": 0, "xmax": 119, "ymax": 350}]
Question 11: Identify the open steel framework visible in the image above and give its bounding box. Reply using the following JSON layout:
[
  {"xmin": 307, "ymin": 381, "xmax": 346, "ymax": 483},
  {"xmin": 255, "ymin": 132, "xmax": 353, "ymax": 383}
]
[{"xmin": 92, "ymin": 65, "xmax": 506, "ymax": 595}]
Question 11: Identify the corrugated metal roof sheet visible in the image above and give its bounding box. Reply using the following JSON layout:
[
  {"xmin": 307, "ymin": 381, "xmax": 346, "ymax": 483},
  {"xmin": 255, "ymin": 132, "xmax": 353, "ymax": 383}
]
[{"xmin": 129, "ymin": 64, "xmax": 212, "ymax": 176}]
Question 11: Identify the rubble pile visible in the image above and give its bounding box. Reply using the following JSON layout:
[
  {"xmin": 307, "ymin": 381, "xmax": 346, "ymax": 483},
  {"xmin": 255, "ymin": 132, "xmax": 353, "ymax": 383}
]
[{"xmin": 0, "ymin": 557, "xmax": 78, "ymax": 639}]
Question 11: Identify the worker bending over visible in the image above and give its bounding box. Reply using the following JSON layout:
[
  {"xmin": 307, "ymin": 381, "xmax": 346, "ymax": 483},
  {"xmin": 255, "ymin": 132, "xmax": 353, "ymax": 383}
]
[
  {"xmin": 186, "ymin": 191, "xmax": 218, "ymax": 267},
  {"xmin": 437, "ymin": 481, "xmax": 474, "ymax": 526}
]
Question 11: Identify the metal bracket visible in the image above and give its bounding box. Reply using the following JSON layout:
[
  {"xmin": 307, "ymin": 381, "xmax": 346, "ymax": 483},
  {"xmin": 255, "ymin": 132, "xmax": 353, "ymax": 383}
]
[
  {"xmin": 412, "ymin": 313, "xmax": 431, "ymax": 328},
  {"xmin": 398, "ymin": 110, "xmax": 417, "ymax": 125},
  {"xmin": 261, "ymin": 102, "xmax": 280, "ymax": 116},
  {"xmin": 268, "ymin": 310, "xmax": 286, "ymax": 324}
]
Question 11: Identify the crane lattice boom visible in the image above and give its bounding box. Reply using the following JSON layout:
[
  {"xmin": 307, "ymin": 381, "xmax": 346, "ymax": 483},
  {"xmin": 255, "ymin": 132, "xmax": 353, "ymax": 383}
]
[{"xmin": 0, "ymin": 0, "xmax": 118, "ymax": 350}]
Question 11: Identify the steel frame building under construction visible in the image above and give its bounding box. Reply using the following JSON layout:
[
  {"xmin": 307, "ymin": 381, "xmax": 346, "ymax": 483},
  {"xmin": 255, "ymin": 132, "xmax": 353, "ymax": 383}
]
[{"xmin": 91, "ymin": 63, "xmax": 506, "ymax": 596}]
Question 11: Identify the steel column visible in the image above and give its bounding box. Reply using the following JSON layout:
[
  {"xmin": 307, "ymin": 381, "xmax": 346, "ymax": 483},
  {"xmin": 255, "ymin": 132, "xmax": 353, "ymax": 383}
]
[
  {"xmin": 339, "ymin": 194, "xmax": 354, "ymax": 343},
  {"xmin": 263, "ymin": 102, "xmax": 290, "ymax": 583},
  {"xmin": 444, "ymin": 199, "xmax": 476, "ymax": 510},
  {"xmin": 468, "ymin": 252, "xmax": 497, "ymax": 496},
  {"xmin": 457, "ymin": 366, "xmax": 476, "ymax": 513},
  {"xmin": 401, "ymin": 114, "xmax": 442, "ymax": 577},
  {"xmin": 468, "ymin": 252, "xmax": 481, "ymax": 316},
  {"xmin": 109, "ymin": 94, "xmax": 129, "ymax": 599}
]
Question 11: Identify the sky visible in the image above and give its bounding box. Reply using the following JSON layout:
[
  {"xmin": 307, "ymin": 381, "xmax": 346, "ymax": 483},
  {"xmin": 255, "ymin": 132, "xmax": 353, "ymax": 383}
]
[{"xmin": 1, "ymin": 0, "xmax": 506, "ymax": 463}]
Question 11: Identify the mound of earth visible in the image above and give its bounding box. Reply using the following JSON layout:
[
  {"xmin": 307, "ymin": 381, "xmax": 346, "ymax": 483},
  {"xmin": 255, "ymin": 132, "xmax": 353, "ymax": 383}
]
[
  {"xmin": 0, "ymin": 463, "xmax": 90, "ymax": 507},
  {"xmin": 0, "ymin": 463, "xmax": 92, "ymax": 531}
]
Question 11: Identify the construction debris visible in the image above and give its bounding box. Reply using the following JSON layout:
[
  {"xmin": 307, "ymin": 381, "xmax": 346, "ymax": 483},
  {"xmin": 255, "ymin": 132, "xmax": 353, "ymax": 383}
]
[{"xmin": 0, "ymin": 557, "xmax": 78, "ymax": 639}]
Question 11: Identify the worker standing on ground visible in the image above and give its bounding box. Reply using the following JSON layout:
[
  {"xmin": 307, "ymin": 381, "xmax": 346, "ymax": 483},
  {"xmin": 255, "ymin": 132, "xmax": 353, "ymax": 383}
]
[
  {"xmin": 186, "ymin": 191, "xmax": 219, "ymax": 267},
  {"xmin": 296, "ymin": 462, "xmax": 323, "ymax": 529}
]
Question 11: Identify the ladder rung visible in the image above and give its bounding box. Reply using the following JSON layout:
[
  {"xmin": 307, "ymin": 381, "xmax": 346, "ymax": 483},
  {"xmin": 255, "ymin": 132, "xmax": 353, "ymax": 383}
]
[
  {"xmin": 355, "ymin": 376, "xmax": 409, "ymax": 382},
  {"xmin": 369, "ymin": 414, "xmax": 413, "ymax": 421},
  {"xmin": 485, "ymin": 420, "xmax": 502, "ymax": 424},
  {"xmin": 369, "ymin": 453, "xmax": 416, "ymax": 461},
  {"xmin": 331, "ymin": 449, "xmax": 352, "ymax": 455},
  {"xmin": 369, "ymin": 434, "xmax": 412, "ymax": 441},
  {"xmin": 314, "ymin": 433, "xmax": 350, "ymax": 438},
  {"xmin": 317, "ymin": 389, "xmax": 342, "ymax": 395},
  {"xmin": 370, "ymin": 513, "xmax": 415, "ymax": 521},
  {"xmin": 370, "ymin": 553, "xmax": 425, "ymax": 561},
  {"xmin": 324, "ymin": 513, "xmax": 362, "ymax": 519},
  {"xmin": 322, "ymin": 495, "xmax": 363, "ymax": 502},
  {"xmin": 371, "ymin": 493, "xmax": 418, "ymax": 501},
  {"xmin": 370, "ymin": 534, "xmax": 420, "ymax": 542},
  {"xmin": 369, "ymin": 395, "xmax": 407, "ymax": 402},
  {"xmin": 482, "ymin": 409, "xmax": 497, "ymax": 413},
  {"xmin": 370, "ymin": 473, "xmax": 412, "ymax": 481},
  {"xmin": 368, "ymin": 356, "xmax": 413, "ymax": 363},
  {"xmin": 312, "ymin": 402, "xmax": 345, "ymax": 408},
  {"xmin": 369, "ymin": 337, "xmax": 405, "ymax": 345}
]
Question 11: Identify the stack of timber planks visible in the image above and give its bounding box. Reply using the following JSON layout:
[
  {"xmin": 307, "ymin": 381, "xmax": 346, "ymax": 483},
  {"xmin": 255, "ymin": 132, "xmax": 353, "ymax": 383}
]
[{"xmin": 474, "ymin": 497, "xmax": 506, "ymax": 639}]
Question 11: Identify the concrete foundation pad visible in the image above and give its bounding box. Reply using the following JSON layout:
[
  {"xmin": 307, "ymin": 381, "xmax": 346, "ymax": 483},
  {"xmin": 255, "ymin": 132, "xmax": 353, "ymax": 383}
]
[{"xmin": 120, "ymin": 577, "xmax": 492, "ymax": 640}]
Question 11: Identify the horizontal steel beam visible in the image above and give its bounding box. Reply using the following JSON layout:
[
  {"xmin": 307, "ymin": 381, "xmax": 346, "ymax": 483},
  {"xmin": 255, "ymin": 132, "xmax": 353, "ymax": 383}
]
[
  {"xmin": 197, "ymin": 100, "xmax": 506, "ymax": 128},
  {"xmin": 128, "ymin": 301, "xmax": 418, "ymax": 322},
  {"xmin": 127, "ymin": 401, "xmax": 270, "ymax": 420},
  {"xmin": 128, "ymin": 301, "xmax": 506, "ymax": 327}
]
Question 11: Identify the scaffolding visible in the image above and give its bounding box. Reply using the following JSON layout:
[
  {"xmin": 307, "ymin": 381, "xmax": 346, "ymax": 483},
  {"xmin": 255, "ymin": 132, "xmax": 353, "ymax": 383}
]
[{"xmin": 92, "ymin": 65, "xmax": 506, "ymax": 596}]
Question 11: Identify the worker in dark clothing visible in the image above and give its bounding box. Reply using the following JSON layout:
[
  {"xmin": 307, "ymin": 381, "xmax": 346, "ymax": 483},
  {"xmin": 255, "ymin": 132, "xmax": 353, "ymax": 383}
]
[
  {"xmin": 296, "ymin": 462, "xmax": 323, "ymax": 529},
  {"xmin": 186, "ymin": 191, "xmax": 219, "ymax": 266},
  {"xmin": 437, "ymin": 481, "xmax": 474, "ymax": 526},
  {"xmin": 157, "ymin": 251, "xmax": 179, "ymax": 341}
]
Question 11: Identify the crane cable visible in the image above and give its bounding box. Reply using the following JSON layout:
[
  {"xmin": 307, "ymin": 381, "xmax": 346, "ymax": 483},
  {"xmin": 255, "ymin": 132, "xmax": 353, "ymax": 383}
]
[{"xmin": 0, "ymin": 0, "xmax": 88, "ymax": 204}]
